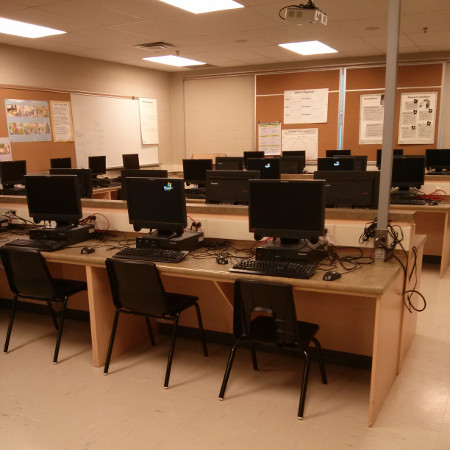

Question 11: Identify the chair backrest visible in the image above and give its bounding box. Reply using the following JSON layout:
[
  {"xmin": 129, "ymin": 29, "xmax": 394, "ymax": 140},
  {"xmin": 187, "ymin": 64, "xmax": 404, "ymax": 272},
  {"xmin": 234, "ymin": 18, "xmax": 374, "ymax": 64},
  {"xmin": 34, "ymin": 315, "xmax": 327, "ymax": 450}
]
[
  {"xmin": 105, "ymin": 258, "xmax": 169, "ymax": 315},
  {"xmin": 234, "ymin": 280, "xmax": 299, "ymax": 345},
  {"xmin": 0, "ymin": 246, "xmax": 56, "ymax": 299}
]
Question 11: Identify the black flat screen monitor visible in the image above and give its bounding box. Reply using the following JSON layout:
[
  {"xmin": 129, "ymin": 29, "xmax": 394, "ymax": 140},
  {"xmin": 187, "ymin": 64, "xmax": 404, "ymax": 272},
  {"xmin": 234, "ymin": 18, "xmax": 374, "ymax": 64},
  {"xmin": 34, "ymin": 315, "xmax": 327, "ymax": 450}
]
[
  {"xmin": 425, "ymin": 149, "xmax": 450, "ymax": 172},
  {"xmin": 247, "ymin": 158, "xmax": 281, "ymax": 179},
  {"xmin": 215, "ymin": 157, "xmax": 244, "ymax": 171},
  {"xmin": 205, "ymin": 170, "xmax": 260, "ymax": 205},
  {"xmin": 279, "ymin": 156, "xmax": 305, "ymax": 174},
  {"xmin": 314, "ymin": 170, "xmax": 380, "ymax": 209},
  {"xmin": 88, "ymin": 156, "xmax": 107, "ymax": 175},
  {"xmin": 249, "ymin": 179, "xmax": 325, "ymax": 244},
  {"xmin": 325, "ymin": 150, "xmax": 351, "ymax": 157},
  {"xmin": 50, "ymin": 157, "xmax": 72, "ymax": 169},
  {"xmin": 376, "ymin": 149, "xmax": 403, "ymax": 169},
  {"xmin": 182, "ymin": 159, "xmax": 213, "ymax": 187},
  {"xmin": 122, "ymin": 153, "xmax": 140, "ymax": 170},
  {"xmin": 0, "ymin": 160, "xmax": 27, "ymax": 188},
  {"xmin": 282, "ymin": 150, "xmax": 306, "ymax": 158},
  {"xmin": 391, "ymin": 156, "xmax": 425, "ymax": 191},
  {"xmin": 243, "ymin": 151, "xmax": 264, "ymax": 167},
  {"xmin": 49, "ymin": 168, "xmax": 93, "ymax": 198},
  {"xmin": 25, "ymin": 175, "xmax": 82, "ymax": 227},
  {"xmin": 125, "ymin": 177, "xmax": 187, "ymax": 237},
  {"xmin": 317, "ymin": 156, "xmax": 367, "ymax": 171},
  {"xmin": 120, "ymin": 169, "xmax": 168, "ymax": 199}
]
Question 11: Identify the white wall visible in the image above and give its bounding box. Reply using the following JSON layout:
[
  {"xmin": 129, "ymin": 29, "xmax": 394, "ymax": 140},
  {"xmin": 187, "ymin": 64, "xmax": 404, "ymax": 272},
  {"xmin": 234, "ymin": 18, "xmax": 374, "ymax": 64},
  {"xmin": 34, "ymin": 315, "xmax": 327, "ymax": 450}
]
[{"xmin": 440, "ymin": 62, "xmax": 450, "ymax": 147}]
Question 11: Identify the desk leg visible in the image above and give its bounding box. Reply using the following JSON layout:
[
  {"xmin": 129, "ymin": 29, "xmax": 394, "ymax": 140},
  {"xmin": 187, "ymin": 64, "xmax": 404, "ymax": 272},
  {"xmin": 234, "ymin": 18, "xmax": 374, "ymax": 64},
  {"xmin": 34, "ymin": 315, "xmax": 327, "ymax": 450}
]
[
  {"xmin": 440, "ymin": 211, "xmax": 450, "ymax": 277},
  {"xmin": 368, "ymin": 270, "xmax": 404, "ymax": 426},
  {"xmin": 85, "ymin": 265, "xmax": 147, "ymax": 367}
]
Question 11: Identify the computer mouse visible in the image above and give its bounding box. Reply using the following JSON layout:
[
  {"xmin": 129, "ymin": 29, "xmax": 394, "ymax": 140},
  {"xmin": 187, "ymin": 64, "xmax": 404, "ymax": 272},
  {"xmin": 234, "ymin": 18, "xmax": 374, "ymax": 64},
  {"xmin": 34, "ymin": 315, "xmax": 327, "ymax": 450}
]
[
  {"xmin": 323, "ymin": 271, "xmax": 341, "ymax": 281},
  {"xmin": 81, "ymin": 247, "xmax": 95, "ymax": 255},
  {"xmin": 216, "ymin": 255, "xmax": 228, "ymax": 265}
]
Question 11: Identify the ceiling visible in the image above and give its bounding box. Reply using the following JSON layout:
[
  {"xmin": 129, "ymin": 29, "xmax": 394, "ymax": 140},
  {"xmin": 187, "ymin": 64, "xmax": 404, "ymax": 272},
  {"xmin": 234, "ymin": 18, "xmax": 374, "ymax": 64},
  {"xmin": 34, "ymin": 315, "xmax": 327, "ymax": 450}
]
[{"xmin": 0, "ymin": 0, "xmax": 449, "ymax": 72}]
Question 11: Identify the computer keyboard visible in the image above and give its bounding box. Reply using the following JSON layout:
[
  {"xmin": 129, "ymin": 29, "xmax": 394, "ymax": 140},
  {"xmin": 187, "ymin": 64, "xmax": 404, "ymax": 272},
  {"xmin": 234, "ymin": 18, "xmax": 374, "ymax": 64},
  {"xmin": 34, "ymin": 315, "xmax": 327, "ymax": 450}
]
[
  {"xmin": 229, "ymin": 259, "xmax": 317, "ymax": 279},
  {"xmin": 185, "ymin": 192, "xmax": 206, "ymax": 199},
  {"xmin": 113, "ymin": 247, "xmax": 188, "ymax": 263},
  {"xmin": 5, "ymin": 238, "xmax": 66, "ymax": 252},
  {"xmin": 0, "ymin": 188, "xmax": 26, "ymax": 196},
  {"xmin": 390, "ymin": 197, "xmax": 426, "ymax": 205}
]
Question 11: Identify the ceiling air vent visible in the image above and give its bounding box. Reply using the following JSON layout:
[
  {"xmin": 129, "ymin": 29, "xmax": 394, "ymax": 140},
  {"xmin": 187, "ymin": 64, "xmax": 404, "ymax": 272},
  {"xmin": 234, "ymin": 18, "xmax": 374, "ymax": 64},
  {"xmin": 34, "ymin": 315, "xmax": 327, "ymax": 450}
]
[{"xmin": 134, "ymin": 41, "xmax": 176, "ymax": 53}]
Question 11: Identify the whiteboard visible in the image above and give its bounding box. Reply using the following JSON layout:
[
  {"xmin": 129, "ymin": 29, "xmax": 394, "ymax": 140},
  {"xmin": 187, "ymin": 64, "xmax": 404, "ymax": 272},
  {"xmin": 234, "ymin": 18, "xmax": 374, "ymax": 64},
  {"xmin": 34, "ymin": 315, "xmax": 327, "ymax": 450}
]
[{"xmin": 71, "ymin": 93, "xmax": 159, "ymax": 169}]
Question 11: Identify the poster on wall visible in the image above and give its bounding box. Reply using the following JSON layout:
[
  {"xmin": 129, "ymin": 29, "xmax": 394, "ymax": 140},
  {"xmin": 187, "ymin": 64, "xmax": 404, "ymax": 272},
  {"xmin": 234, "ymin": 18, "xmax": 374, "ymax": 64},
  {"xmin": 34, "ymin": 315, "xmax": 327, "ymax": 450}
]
[
  {"xmin": 359, "ymin": 94, "xmax": 384, "ymax": 144},
  {"xmin": 0, "ymin": 138, "xmax": 12, "ymax": 162},
  {"xmin": 284, "ymin": 88, "xmax": 328, "ymax": 124},
  {"xmin": 5, "ymin": 99, "xmax": 52, "ymax": 142},
  {"xmin": 50, "ymin": 100, "xmax": 74, "ymax": 142},
  {"xmin": 398, "ymin": 92, "xmax": 437, "ymax": 144},
  {"xmin": 282, "ymin": 128, "xmax": 318, "ymax": 160},
  {"xmin": 258, "ymin": 121, "xmax": 281, "ymax": 155},
  {"xmin": 139, "ymin": 98, "xmax": 159, "ymax": 145}
]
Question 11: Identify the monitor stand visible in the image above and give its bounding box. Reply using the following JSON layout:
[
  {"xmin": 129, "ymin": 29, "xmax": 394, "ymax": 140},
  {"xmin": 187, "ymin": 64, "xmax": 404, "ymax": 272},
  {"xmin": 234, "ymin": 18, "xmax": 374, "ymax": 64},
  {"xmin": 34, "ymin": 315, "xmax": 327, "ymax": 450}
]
[
  {"xmin": 136, "ymin": 229, "xmax": 204, "ymax": 252},
  {"xmin": 255, "ymin": 239, "xmax": 327, "ymax": 264}
]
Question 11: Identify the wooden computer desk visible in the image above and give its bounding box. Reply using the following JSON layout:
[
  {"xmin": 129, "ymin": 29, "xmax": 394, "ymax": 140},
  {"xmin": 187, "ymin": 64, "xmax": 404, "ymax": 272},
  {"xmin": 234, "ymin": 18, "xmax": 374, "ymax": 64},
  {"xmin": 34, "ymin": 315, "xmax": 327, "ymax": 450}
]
[{"xmin": 0, "ymin": 234, "xmax": 423, "ymax": 427}]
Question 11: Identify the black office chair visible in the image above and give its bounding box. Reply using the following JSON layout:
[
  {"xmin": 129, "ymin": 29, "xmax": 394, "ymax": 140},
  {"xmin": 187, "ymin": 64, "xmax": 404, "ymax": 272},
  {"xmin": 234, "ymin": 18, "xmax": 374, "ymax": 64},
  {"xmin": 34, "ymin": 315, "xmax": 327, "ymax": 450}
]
[
  {"xmin": 219, "ymin": 280, "xmax": 327, "ymax": 419},
  {"xmin": 104, "ymin": 258, "xmax": 208, "ymax": 387},
  {"xmin": 0, "ymin": 246, "xmax": 87, "ymax": 363}
]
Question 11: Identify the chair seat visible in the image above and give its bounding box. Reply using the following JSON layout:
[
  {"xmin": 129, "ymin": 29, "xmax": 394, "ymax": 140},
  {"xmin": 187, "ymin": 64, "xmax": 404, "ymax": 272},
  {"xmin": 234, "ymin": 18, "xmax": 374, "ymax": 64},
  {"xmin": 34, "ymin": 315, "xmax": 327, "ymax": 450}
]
[
  {"xmin": 165, "ymin": 292, "xmax": 199, "ymax": 315},
  {"xmin": 53, "ymin": 279, "xmax": 87, "ymax": 299},
  {"xmin": 297, "ymin": 321, "xmax": 320, "ymax": 346}
]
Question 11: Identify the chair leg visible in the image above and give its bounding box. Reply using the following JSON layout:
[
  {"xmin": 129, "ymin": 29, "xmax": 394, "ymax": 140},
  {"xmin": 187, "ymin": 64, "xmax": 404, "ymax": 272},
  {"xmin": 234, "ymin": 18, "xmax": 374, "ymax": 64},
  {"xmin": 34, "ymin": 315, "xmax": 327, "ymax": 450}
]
[
  {"xmin": 298, "ymin": 349, "xmax": 311, "ymax": 420},
  {"xmin": 104, "ymin": 309, "xmax": 121, "ymax": 374},
  {"xmin": 194, "ymin": 302, "xmax": 208, "ymax": 357},
  {"xmin": 312, "ymin": 337, "xmax": 327, "ymax": 384},
  {"xmin": 47, "ymin": 301, "xmax": 59, "ymax": 330},
  {"xmin": 218, "ymin": 340, "xmax": 240, "ymax": 400},
  {"xmin": 53, "ymin": 298, "xmax": 68, "ymax": 364},
  {"xmin": 145, "ymin": 317, "xmax": 156, "ymax": 346},
  {"xmin": 4, "ymin": 295, "xmax": 18, "ymax": 353},
  {"xmin": 164, "ymin": 315, "xmax": 180, "ymax": 389},
  {"xmin": 251, "ymin": 343, "xmax": 258, "ymax": 371}
]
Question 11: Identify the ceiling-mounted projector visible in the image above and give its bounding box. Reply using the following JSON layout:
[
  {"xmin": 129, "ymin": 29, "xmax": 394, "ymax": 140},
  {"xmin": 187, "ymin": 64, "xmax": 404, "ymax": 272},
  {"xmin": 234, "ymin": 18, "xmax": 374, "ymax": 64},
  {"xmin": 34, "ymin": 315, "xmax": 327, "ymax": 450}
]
[{"xmin": 280, "ymin": 1, "xmax": 327, "ymax": 25}]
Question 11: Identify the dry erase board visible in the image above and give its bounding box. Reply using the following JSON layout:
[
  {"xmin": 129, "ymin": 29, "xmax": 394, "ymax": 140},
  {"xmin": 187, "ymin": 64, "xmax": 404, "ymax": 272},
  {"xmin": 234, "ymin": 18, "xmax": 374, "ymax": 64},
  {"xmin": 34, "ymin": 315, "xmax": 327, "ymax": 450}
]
[{"xmin": 71, "ymin": 93, "xmax": 159, "ymax": 169}]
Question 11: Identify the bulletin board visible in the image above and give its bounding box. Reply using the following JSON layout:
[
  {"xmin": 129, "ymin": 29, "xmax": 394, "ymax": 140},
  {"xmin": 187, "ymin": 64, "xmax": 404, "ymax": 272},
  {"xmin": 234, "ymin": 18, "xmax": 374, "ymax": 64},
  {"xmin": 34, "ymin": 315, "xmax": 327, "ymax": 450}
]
[
  {"xmin": 255, "ymin": 69, "xmax": 341, "ymax": 157},
  {"xmin": 0, "ymin": 87, "xmax": 75, "ymax": 173}
]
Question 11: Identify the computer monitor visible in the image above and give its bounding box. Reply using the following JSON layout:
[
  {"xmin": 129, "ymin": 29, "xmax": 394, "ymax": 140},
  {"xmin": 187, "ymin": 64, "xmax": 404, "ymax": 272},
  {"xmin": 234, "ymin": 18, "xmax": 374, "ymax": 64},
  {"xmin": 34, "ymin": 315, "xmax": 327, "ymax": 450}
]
[
  {"xmin": 0, "ymin": 160, "xmax": 27, "ymax": 188},
  {"xmin": 243, "ymin": 151, "xmax": 264, "ymax": 168},
  {"xmin": 247, "ymin": 158, "xmax": 281, "ymax": 179},
  {"xmin": 215, "ymin": 157, "xmax": 244, "ymax": 171},
  {"xmin": 120, "ymin": 169, "xmax": 168, "ymax": 199},
  {"xmin": 391, "ymin": 156, "xmax": 425, "ymax": 192},
  {"xmin": 314, "ymin": 170, "xmax": 380, "ymax": 209},
  {"xmin": 205, "ymin": 170, "xmax": 260, "ymax": 205},
  {"xmin": 88, "ymin": 156, "xmax": 107, "ymax": 176},
  {"xmin": 25, "ymin": 175, "xmax": 82, "ymax": 227},
  {"xmin": 125, "ymin": 177, "xmax": 187, "ymax": 237},
  {"xmin": 425, "ymin": 149, "xmax": 450, "ymax": 172},
  {"xmin": 317, "ymin": 156, "xmax": 367, "ymax": 171},
  {"xmin": 49, "ymin": 168, "xmax": 93, "ymax": 198},
  {"xmin": 122, "ymin": 153, "xmax": 140, "ymax": 170},
  {"xmin": 182, "ymin": 159, "xmax": 213, "ymax": 187},
  {"xmin": 50, "ymin": 157, "xmax": 72, "ymax": 169},
  {"xmin": 282, "ymin": 150, "xmax": 306, "ymax": 158},
  {"xmin": 325, "ymin": 150, "xmax": 351, "ymax": 157},
  {"xmin": 376, "ymin": 149, "xmax": 403, "ymax": 169},
  {"xmin": 279, "ymin": 156, "xmax": 305, "ymax": 174},
  {"xmin": 249, "ymin": 179, "xmax": 325, "ymax": 244}
]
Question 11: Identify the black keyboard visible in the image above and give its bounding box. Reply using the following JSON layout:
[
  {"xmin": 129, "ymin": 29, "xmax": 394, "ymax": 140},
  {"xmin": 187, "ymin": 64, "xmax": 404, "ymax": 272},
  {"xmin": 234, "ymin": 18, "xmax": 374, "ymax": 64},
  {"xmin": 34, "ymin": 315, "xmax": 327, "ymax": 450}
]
[
  {"xmin": 0, "ymin": 188, "xmax": 26, "ymax": 196},
  {"xmin": 229, "ymin": 259, "xmax": 317, "ymax": 279},
  {"xmin": 5, "ymin": 238, "xmax": 66, "ymax": 252},
  {"xmin": 390, "ymin": 198, "xmax": 426, "ymax": 205},
  {"xmin": 185, "ymin": 192, "xmax": 206, "ymax": 199},
  {"xmin": 113, "ymin": 247, "xmax": 188, "ymax": 263}
]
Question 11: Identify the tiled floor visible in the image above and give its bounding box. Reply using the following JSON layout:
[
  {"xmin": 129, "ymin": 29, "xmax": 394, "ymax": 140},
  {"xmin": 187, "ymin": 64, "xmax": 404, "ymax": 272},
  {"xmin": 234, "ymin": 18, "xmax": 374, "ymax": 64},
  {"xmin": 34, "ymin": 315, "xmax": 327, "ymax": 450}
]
[{"xmin": 1, "ymin": 263, "xmax": 449, "ymax": 449}]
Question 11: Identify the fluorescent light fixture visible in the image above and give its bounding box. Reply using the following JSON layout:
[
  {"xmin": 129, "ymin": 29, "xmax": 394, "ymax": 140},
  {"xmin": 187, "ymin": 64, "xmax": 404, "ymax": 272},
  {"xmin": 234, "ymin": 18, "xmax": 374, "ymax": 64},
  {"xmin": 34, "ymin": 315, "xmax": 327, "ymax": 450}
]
[
  {"xmin": 279, "ymin": 40, "xmax": 337, "ymax": 56},
  {"xmin": 159, "ymin": 0, "xmax": 244, "ymax": 14},
  {"xmin": 0, "ymin": 17, "xmax": 66, "ymax": 39},
  {"xmin": 143, "ymin": 55, "xmax": 206, "ymax": 67}
]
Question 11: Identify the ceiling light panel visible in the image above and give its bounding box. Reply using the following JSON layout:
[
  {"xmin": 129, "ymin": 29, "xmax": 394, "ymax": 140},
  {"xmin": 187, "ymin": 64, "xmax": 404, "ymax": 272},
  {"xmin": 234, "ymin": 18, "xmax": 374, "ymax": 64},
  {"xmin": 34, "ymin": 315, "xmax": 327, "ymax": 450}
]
[
  {"xmin": 279, "ymin": 40, "xmax": 338, "ymax": 55},
  {"xmin": 0, "ymin": 17, "xmax": 66, "ymax": 38},
  {"xmin": 143, "ymin": 55, "xmax": 206, "ymax": 67},
  {"xmin": 159, "ymin": 0, "xmax": 244, "ymax": 14}
]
